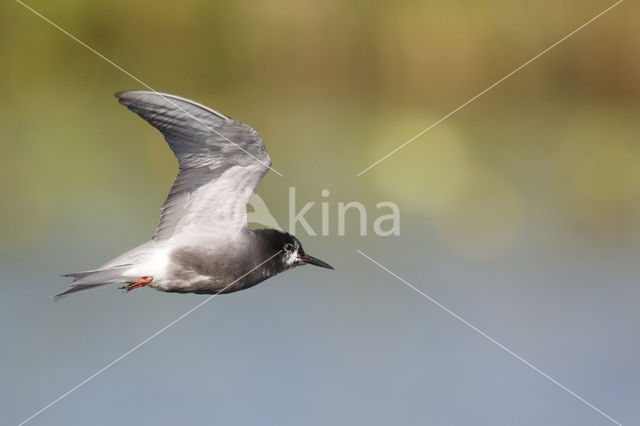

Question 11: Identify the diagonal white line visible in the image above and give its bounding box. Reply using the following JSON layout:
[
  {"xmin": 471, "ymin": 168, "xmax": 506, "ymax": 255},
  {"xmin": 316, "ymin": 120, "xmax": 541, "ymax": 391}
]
[
  {"xmin": 17, "ymin": 250, "xmax": 283, "ymax": 426},
  {"xmin": 356, "ymin": 0, "xmax": 624, "ymax": 176},
  {"xmin": 356, "ymin": 249, "xmax": 622, "ymax": 426},
  {"xmin": 14, "ymin": 0, "xmax": 283, "ymax": 177}
]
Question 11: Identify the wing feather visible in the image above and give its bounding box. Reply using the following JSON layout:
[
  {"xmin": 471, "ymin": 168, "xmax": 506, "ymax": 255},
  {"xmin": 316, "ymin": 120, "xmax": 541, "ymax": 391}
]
[{"xmin": 115, "ymin": 91, "xmax": 271, "ymax": 242}]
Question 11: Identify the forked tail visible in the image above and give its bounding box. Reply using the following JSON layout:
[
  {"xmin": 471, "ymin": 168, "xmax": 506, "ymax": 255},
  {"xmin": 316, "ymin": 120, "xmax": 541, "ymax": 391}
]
[{"xmin": 54, "ymin": 264, "xmax": 133, "ymax": 299}]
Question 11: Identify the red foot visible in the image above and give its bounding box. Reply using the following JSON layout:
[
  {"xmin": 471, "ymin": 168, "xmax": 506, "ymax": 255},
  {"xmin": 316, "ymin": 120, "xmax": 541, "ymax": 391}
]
[{"xmin": 120, "ymin": 276, "xmax": 153, "ymax": 292}]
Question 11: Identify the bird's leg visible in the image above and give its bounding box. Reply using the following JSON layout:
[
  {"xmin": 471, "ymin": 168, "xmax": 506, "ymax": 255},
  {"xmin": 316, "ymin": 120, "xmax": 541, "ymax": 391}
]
[{"xmin": 120, "ymin": 276, "xmax": 153, "ymax": 292}]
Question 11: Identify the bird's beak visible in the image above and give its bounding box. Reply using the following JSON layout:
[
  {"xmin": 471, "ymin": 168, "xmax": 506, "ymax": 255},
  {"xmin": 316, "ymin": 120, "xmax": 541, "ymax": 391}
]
[{"xmin": 298, "ymin": 254, "xmax": 334, "ymax": 270}]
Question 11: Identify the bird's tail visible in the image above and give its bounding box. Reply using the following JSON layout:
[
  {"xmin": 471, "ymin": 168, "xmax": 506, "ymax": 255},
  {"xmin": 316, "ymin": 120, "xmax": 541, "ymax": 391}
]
[{"xmin": 54, "ymin": 264, "xmax": 134, "ymax": 300}]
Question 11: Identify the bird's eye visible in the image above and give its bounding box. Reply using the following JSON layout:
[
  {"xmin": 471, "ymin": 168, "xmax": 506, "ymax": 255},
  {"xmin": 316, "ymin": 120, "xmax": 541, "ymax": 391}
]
[{"xmin": 284, "ymin": 243, "xmax": 294, "ymax": 252}]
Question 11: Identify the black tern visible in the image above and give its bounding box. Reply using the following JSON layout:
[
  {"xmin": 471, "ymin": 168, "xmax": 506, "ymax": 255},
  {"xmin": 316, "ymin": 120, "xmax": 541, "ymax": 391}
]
[{"xmin": 55, "ymin": 91, "xmax": 333, "ymax": 299}]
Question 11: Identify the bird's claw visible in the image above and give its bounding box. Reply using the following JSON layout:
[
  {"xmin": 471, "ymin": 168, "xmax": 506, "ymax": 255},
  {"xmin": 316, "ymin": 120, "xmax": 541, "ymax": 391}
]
[{"xmin": 119, "ymin": 276, "xmax": 153, "ymax": 292}]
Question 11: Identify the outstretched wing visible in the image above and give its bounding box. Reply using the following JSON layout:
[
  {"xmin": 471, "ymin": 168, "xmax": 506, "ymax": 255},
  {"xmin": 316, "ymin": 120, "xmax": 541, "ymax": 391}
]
[{"xmin": 116, "ymin": 91, "xmax": 271, "ymax": 242}]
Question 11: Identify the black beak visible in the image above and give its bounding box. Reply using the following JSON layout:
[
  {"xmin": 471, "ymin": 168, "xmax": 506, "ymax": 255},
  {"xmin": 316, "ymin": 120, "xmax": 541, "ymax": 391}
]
[{"xmin": 298, "ymin": 254, "xmax": 334, "ymax": 270}]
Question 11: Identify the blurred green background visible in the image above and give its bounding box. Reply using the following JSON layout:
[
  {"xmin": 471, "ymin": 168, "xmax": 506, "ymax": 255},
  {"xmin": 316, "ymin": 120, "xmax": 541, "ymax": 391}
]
[{"xmin": 1, "ymin": 1, "xmax": 639, "ymax": 425}]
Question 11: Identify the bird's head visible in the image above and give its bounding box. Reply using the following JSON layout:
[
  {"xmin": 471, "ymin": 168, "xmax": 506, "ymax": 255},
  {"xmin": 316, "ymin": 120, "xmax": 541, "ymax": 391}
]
[{"xmin": 260, "ymin": 230, "xmax": 333, "ymax": 270}]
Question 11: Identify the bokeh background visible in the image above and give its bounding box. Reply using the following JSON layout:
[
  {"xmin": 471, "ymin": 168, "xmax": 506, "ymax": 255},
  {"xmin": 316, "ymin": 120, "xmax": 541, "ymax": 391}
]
[{"xmin": 1, "ymin": 0, "xmax": 639, "ymax": 425}]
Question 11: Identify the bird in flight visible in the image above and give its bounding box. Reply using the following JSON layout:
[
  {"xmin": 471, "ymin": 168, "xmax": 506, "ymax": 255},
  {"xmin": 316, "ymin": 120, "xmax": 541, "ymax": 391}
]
[{"xmin": 55, "ymin": 91, "xmax": 332, "ymax": 299}]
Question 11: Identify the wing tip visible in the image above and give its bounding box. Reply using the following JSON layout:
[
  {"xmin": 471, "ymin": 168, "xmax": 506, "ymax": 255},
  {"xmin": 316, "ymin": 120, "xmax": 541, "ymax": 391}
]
[
  {"xmin": 113, "ymin": 90, "xmax": 231, "ymax": 121},
  {"xmin": 114, "ymin": 90, "xmax": 148, "ymax": 105}
]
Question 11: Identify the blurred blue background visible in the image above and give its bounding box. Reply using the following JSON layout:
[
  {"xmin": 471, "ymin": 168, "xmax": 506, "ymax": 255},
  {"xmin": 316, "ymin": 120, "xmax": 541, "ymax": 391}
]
[{"xmin": 1, "ymin": 0, "xmax": 639, "ymax": 425}]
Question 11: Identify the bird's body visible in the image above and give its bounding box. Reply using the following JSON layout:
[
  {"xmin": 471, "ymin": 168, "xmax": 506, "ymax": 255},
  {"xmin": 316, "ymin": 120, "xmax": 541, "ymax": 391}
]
[{"xmin": 56, "ymin": 91, "xmax": 332, "ymax": 299}]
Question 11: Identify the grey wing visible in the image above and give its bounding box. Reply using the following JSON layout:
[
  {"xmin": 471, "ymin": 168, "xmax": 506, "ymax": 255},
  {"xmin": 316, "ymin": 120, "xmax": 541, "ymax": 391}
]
[{"xmin": 115, "ymin": 91, "xmax": 271, "ymax": 242}]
